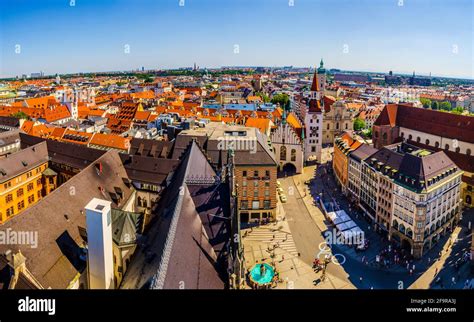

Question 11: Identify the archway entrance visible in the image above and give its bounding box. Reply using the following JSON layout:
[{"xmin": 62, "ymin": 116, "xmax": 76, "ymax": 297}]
[
  {"xmin": 279, "ymin": 163, "xmax": 297, "ymax": 177},
  {"xmin": 466, "ymin": 195, "xmax": 472, "ymax": 205},
  {"xmin": 401, "ymin": 238, "xmax": 412, "ymax": 254}
]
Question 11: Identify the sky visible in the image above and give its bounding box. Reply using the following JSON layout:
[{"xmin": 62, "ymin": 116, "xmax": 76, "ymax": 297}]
[{"xmin": 0, "ymin": 0, "xmax": 473, "ymax": 79}]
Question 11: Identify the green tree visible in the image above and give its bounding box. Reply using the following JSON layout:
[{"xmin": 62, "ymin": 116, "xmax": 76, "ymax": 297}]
[
  {"xmin": 365, "ymin": 128, "xmax": 373, "ymax": 138},
  {"xmin": 271, "ymin": 93, "xmax": 290, "ymax": 109},
  {"xmin": 353, "ymin": 118, "xmax": 366, "ymax": 131},
  {"xmin": 11, "ymin": 111, "xmax": 29, "ymax": 119},
  {"xmin": 420, "ymin": 98, "xmax": 432, "ymax": 108},
  {"xmin": 439, "ymin": 101, "xmax": 452, "ymax": 111},
  {"xmin": 254, "ymin": 91, "xmax": 270, "ymax": 103},
  {"xmin": 431, "ymin": 101, "xmax": 439, "ymax": 110}
]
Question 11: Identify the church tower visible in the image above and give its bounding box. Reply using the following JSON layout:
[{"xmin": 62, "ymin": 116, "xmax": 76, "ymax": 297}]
[
  {"xmin": 317, "ymin": 58, "xmax": 326, "ymax": 93},
  {"xmin": 304, "ymin": 66, "xmax": 324, "ymax": 162}
]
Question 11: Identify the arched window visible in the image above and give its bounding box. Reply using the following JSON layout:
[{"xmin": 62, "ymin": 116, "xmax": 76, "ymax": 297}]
[
  {"xmin": 291, "ymin": 149, "xmax": 296, "ymax": 162},
  {"xmin": 455, "ymin": 147, "xmax": 460, "ymax": 153},
  {"xmin": 408, "ymin": 134, "xmax": 413, "ymax": 141},
  {"xmin": 425, "ymin": 139, "xmax": 430, "ymax": 145},
  {"xmin": 382, "ymin": 132, "xmax": 387, "ymax": 140},
  {"xmin": 406, "ymin": 228, "xmax": 413, "ymax": 238},
  {"xmin": 336, "ymin": 123, "xmax": 339, "ymax": 130},
  {"xmin": 417, "ymin": 136, "xmax": 421, "ymax": 143},
  {"xmin": 467, "ymin": 149, "xmax": 472, "ymax": 156},
  {"xmin": 327, "ymin": 123, "xmax": 330, "ymax": 130},
  {"xmin": 435, "ymin": 141, "xmax": 439, "ymax": 148},
  {"xmin": 392, "ymin": 220, "xmax": 399, "ymax": 230},
  {"xmin": 399, "ymin": 223, "xmax": 406, "ymax": 234},
  {"xmin": 445, "ymin": 144, "xmax": 449, "ymax": 150},
  {"xmin": 280, "ymin": 146, "xmax": 287, "ymax": 161}
]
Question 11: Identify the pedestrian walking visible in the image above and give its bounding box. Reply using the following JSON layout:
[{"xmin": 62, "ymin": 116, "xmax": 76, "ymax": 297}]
[
  {"xmin": 359, "ymin": 276, "xmax": 363, "ymax": 284},
  {"xmin": 452, "ymin": 277, "xmax": 456, "ymax": 285},
  {"xmin": 412, "ymin": 264, "xmax": 415, "ymax": 271}
]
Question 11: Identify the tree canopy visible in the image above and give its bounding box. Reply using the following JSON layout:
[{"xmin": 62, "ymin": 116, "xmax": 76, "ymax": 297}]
[
  {"xmin": 271, "ymin": 93, "xmax": 290, "ymax": 109},
  {"xmin": 353, "ymin": 118, "xmax": 366, "ymax": 131}
]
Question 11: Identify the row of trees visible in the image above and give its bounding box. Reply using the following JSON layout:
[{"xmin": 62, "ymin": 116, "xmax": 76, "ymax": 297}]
[{"xmin": 420, "ymin": 98, "xmax": 450, "ymax": 110}]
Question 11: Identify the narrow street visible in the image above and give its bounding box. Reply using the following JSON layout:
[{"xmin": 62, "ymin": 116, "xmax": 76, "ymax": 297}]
[{"xmin": 279, "ymin": 176, "xmax": 352, "ymax": 286}]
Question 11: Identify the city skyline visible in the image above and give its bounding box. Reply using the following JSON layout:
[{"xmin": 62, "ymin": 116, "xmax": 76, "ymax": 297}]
[{"xmin": 1, "ymin": 0, "xmax": 473, "ymax": 79}]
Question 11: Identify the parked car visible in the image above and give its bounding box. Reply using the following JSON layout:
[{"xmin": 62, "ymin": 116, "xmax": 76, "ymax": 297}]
[{"xmin": 280, "ymin": 194, "xmax": 287, "ymax": 203}]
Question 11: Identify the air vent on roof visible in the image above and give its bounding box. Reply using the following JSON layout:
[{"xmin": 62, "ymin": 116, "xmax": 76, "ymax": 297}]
[
  {"xmin": 0, "ymin": 168, "xmax": 6, "ymax": 176},
  {"xmin": 21, "ymin": 161, "xmax": 28, "ymax": 167}
]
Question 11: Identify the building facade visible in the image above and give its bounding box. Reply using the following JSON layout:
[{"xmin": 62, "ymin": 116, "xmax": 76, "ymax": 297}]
[
  {"xmin": 0, "ymin": 142, "xmax": 57, "ymax": 224},
  {"xmin": 322, "ymin": 100, "xmax": 355, "ymax": 145},
  {"xmin": 270, "ymin": 111, "xmax": 304, "ymax": 174},
  {"xmin": 333, "ymin": 132, "xmax": 361, "ymax": 194},
  {"xmin": 373, "ymin": 103, "xmax": 474, "ymax": 208},
  {"xmin": 361, "ymin": 142, "xmax": 463, "ymax": 258}
]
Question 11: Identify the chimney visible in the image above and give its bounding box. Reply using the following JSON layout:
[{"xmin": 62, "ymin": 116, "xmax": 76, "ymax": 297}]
[{"xmin": 85, "ymin": 198, "xmax": 114, "ymax": 289}]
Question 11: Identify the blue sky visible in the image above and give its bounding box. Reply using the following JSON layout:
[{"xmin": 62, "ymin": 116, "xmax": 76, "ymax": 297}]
[{"xmin": 0, "ymin": 0, "xmax": 472, "ymax": 78}]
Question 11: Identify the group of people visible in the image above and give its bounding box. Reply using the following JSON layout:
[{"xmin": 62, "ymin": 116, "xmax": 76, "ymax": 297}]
[{"xmin": 369, "ymin": 243, "xmax": 414, "ymax": 271}]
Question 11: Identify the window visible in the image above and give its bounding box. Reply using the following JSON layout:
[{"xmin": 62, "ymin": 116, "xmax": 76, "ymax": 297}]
[
  {"xmin": 242, "ymin": 171, "xmax": 247, "ymax": 177},
  {"xmin": 253, "ymin": 180, "xmax": 258, "ymax": 187},
  {"xmin": 252, "ymin": 201, "xmax": 260, "ymax": 209},
  {"xmin": 291, "ymin": 149, "xmax": 296, "ymax": 162},
  {"xmin": 240, "ymin": 201, "xmax": 248, "ymax": 209},
  {"xmin": 37, "ymin": 191, "xmax": 42, "ymax": 199},
  {"xmin": 27, "ymin": 183, "xmax": 34, "ymax": 191},
  {"xmin": 17, "ymin": 189, "xmax": 24, "ymax": 197},
  {"xmin": 4, "ymin": 182, "xmax": 11, "ymax": 189},
  {"xmin": 6, "ymin": 207, "xmax": 14, "ymax": 217},
  {"xmin": 253, "ymin": 190, "xmax": 258, "ymax": 197},
  {"xmin": 253, "ymin": 170, "xmax": 258, "ymax": 177},
  {"xmin": 242, "ymin": 189, "xmax": 247, "ymax": 197},
  {"xmin": 265, "ymin": 170, "xmax": 270, "ymax": 177},
  {"xmin": 17, "ymin": 200, "xmax": 25, "ymax": 211},
  {"xmin": 280, "ymin": 146, "xmax": 287, "ymax": 161},
  {"xmin": 28, "ymin": 195, "xmax": 35, "ymax": 204},
  {"xmin": 265, "ymin": 181, "xmax": 270, "ymax": 187},
  {"xmin": 263, "ymin": 200, "xmax": 271, "ymax": 209},
  {"xmin": 242, "ymin": 180, "xmax": 247, "ymax": 187},
  {"xmin": 5, "ymin": 194, "xmax": 13, "ymax": 203},
  {"xmin": 37, "ymin": 179, "xmax": 42, "ymax": 186}
]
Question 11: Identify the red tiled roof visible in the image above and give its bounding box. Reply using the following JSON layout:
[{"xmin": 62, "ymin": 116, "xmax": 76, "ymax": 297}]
[{"xmin": 375, "ymin": 104, "xmax": 474, "ymax": 143}]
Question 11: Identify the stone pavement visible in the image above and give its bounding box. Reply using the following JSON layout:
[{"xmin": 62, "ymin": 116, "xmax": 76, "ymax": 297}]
[
  {"xmin": 241, "ymin": 201, "xmax": 355, "ymax": 289},
  {"xmin": 290, "ymin": 165, "xmax": 328, "ymax": 232}
]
